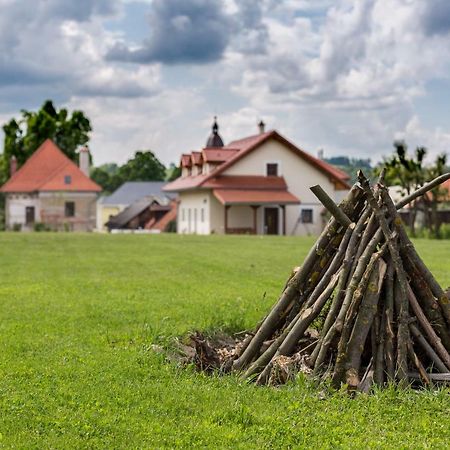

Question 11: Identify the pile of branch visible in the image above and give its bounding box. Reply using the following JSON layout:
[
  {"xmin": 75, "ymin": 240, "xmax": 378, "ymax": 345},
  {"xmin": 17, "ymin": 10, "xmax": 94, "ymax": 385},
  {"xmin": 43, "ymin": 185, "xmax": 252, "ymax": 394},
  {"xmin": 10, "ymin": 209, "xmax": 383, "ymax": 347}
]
[{"xmin": 225, "ymin": 171, "xmax": 450, "ymax": 391}]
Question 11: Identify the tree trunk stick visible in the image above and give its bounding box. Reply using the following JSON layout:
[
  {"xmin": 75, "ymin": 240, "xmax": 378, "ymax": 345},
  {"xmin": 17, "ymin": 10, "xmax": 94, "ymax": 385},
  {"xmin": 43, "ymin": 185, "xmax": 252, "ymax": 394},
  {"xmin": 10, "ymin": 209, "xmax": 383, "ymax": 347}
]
[
  {"xmin": 332, "ymin": 244, "xmax": 387, "ymax": 386},
  {"xmin": 344, "ymin": 258, "xmax": 387, "ymax": 389},
  {"xmin": 402, "ymin": 255, "xmax": 450, "ymax": 351},
  {"xmin": 309, "ymin": 207, "xmax": 372, "ymax": 369},
  {"xmin": 407, "ymin": 342, "xmax": 430, "ymax": 384},
  {"xmin": 374, "ymin": 302, "xmax": 386, "ymax": 386},
  {"xmin": 407, "ymin": 285, "xmax": 450, "ymax": 370},
  {"xmin": 358, "ymin": 172, "xmax": 410, "ymax": 382},
  {"xmin": 383, "ymin": 194, "xmax": 450, "ymax": 333},
  {"xmin": 384, "ymin": 263, "xmax": 395, "ymax": 381},
  {"xmin": 310, "ymin": 184, "xmax": 353, "ymax": 228},
  {"xmin": 407, "ymin": 372, "xmax": 450, "ymax": 382},
  {"xmin": 409, "ymin": 324, "xmax": 448, "ymax": 373},
  {"xmin": 233, "ymin": 184, "xmax": 363, "ymax": 371},
  {"xmin": 304, "ymin": 226, "xmax": 353, "ymax": 309},
  {"xmin": 395, "ymin": 172, "xmax": 450, "ymax": 209}
]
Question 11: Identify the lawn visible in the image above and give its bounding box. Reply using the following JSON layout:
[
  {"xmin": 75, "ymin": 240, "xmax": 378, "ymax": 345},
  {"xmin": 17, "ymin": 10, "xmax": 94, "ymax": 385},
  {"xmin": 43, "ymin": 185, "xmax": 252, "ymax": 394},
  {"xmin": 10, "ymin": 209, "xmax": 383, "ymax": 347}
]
[{"xmin": 0, "ymin": 233, "xmax": 449, "ymax": 449}]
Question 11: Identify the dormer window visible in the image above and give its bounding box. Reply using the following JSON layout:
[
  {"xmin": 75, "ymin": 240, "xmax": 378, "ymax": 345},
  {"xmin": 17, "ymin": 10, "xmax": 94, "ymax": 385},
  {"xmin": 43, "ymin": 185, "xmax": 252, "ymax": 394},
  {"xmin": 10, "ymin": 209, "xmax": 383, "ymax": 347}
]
[
  {"xmin": 266, "ymin": 163, "xmax": 278, "ymax": 176},
  {"xmin": 64, "ymin": 175, "xmax": 72, "ymax": 185}
]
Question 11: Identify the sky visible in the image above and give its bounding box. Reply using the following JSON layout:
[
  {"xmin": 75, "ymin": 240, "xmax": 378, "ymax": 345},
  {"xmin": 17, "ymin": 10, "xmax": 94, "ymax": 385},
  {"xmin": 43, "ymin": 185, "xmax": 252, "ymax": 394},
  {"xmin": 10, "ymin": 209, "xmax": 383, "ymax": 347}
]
[{"xmin": 0, "ymin": 0, "xmax": 450, "ymax": 167}]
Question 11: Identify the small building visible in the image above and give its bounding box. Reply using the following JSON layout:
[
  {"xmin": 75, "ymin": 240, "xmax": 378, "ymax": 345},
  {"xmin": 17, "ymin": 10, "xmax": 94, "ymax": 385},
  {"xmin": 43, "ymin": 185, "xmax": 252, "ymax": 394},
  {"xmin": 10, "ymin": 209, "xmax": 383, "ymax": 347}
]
[
  {"xmin": 96, "ymin": 181, "xmax": 172, "ymax": 231},
  {"xmin": 164, "ymin": 119, "xmax": 350, "ymax": 235},
  {"xmin": 0, "ymin": 139, "xmax": 101, "ymax": 231},
  {"xmin": 105, "ymin": 196, "xmax": 177, "ymax": 232}
]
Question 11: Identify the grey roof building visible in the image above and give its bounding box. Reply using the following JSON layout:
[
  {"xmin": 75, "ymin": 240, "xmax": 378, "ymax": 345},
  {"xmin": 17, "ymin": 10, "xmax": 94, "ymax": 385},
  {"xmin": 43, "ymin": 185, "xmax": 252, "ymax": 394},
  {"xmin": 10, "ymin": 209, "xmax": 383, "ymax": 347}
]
[
  {"xmin": 97, "ymin": 181, "xmax": 176, "ymax": 231},
  {"xmin": 99, "ymin": 181, "xmax": 171, "ymax": 206}
]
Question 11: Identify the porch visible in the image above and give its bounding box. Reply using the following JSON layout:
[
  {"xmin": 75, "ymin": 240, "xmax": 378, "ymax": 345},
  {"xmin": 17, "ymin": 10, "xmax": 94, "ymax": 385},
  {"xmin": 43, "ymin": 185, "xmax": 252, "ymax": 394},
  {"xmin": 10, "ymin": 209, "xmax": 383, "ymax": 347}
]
[{"xmin": 213, "ymin": 189, "xmax": 300, "ymax": 235}]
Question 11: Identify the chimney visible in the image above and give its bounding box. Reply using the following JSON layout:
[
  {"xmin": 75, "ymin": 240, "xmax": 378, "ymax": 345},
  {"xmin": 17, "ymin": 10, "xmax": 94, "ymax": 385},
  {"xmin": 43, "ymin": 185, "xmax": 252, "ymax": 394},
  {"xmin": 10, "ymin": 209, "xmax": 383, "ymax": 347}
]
[
  {"xmin": 79, "ymin": 146, "xmax": 90, "ymax": 177},
  {"xmin": 317, "ymin": 149, "xmax": 324, "ymax": 160},
  {"xmin": 10, "ymin": 155, "xmax": 17, "ymax": 177},
  {"xmin": 258, "ymin": 119, "xmax": 265, "ymax": 134}
]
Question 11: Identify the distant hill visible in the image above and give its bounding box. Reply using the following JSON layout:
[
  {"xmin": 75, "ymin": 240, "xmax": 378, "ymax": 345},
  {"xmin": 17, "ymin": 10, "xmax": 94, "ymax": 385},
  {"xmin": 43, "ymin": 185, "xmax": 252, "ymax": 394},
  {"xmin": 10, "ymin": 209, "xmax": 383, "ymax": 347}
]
[{"xmin": 324, "ymin": 156, "xmax": 372, "ymax": 184}]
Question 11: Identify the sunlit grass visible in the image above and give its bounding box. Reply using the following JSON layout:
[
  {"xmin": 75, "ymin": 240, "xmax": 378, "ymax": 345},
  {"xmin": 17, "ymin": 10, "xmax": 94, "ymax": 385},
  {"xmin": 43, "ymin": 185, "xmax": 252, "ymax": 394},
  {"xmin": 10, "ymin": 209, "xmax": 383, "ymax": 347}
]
[{"xmin": 0, "ymin": 233, "xmax": 449, "ymax": 448}]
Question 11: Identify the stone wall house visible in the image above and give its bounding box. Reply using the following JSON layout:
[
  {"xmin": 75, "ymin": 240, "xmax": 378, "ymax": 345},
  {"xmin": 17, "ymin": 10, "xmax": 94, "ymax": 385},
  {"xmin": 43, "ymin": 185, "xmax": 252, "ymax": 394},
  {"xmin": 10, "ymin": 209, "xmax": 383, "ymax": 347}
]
[{"xmin": 0, "ymin": 139, "xmax": 101, "ymax": 231}]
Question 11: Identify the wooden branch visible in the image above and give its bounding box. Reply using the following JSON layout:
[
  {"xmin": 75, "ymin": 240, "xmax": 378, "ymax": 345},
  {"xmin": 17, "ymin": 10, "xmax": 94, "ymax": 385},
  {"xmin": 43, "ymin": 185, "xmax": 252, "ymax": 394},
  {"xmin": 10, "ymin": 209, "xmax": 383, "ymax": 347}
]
[
  {"xmin": 395, "ymin": 172, "xmax": 450, "ymax": 209},
  {"xmin": 407, "ymin": 342, "xmax": 430, "ymax": 384},
  {"xmin": 409, "ymin": 324, "xmax": 448, "ymax": 373},
  {"xmin": 310, "ymin": 184, "xmax": 353, "ymax": 228},
  {"xmin": 345, "ymin": 258, "xmax": 387, "ymax": 389},
  {"xmin": 384, "ymin": 263, "xmax": 395, "ymax": 381},
  {"xmin": 233, "ymin": 184, "xmax": 363, "ymax": 371},
  {"xmin": 408, "ymin": 372, "xmax": 450, "ymax": 382},
  {"xmin": 358, "ymin": 171, "xmax": 410, "ymax": 382},
  {"xmin": 332, "ymin": 244, "xmax": 387, "ymax": 386},
  {"xmin": 407, "ymin": 285, "xmax": 450, "ymax": 370}
]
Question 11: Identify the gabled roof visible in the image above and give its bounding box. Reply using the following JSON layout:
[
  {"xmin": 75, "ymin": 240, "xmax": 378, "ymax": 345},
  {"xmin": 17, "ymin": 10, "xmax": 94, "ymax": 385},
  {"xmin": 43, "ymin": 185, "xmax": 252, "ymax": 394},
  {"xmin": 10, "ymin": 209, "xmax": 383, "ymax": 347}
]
[
  {"xmin": 106, "ymin": 197, "xmax": 154, "ymax": 229},
  {"xmin": 202, "ymin": 148, "xmax": 239, "ymax": 163},
  {"xmin": 180, "ymin": 154, "xmax": 192, "ymax": 168},
  {"xmin": 164, "ymin": 130, "xmax": 350, "ymax": 192},
  {"xmin": 217, "ymin": 130, "xmax": 350, "ymax": 188},
  {"xmin": 100, "ymin": 181, "xmax": 172, "ymax": 206},
  {"xmin": 0, "ymin": 139, "xmax": 101, "ymax": 193},
  {"xmin": 191, "ymin": 152, "xmax": 203, "ymax": 166}
]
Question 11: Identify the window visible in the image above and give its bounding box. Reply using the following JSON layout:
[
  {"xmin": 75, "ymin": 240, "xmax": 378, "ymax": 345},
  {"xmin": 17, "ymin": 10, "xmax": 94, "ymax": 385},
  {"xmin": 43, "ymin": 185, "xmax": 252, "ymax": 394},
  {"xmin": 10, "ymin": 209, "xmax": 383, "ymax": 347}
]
[
  {"xmin": 64, "ymin": 175, "xmax": 72, "ymax": 185},
  {"xmin": 201, "ymin": 208, "xmax": 204, "ymax": 223},
  {"xmin": 65, "ymin": 201, "xmax": 75, "ymax": 217},
  {"xmin": 182, "ymin": 208, "xmax": 185, "ymax": 221},
  {"xmin": 25, "ymin": 206, "xmax": 35, "ymax": 225},
  {"xmin": 301, "ymin": 209, "xmax": 313, "ymax": 223},
  {"xmin": 266, "ymin": 163, "xmax": 278, "ymax": 176}
]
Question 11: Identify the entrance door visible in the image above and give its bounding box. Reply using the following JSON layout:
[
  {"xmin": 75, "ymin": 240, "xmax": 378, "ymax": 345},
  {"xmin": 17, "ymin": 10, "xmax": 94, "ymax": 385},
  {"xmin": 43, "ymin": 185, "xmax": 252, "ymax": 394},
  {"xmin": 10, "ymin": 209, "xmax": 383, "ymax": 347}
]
[
  {"xmin": 25, "ymin": 206, "xmax": 35, "ymax": 225},
  {"xmin": 264, "ymin": 207, "xmax": 279, "ymax": 235}
]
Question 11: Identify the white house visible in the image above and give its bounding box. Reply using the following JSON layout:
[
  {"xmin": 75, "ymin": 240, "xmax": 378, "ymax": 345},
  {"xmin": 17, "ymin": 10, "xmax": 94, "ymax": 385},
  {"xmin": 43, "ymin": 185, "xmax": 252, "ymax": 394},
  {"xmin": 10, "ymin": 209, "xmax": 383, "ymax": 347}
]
[{"xmin": 164, "ymin": 119, "xmax": 350, "ymax": 236}]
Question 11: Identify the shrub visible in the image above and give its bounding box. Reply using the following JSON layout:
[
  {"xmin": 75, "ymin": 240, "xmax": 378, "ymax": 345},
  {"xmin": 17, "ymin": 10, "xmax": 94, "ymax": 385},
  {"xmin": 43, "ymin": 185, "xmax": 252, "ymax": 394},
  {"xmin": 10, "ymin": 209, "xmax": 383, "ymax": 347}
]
[{"xmin": 33, "ymin": 222, "xmax": 50, "ymax": 232}]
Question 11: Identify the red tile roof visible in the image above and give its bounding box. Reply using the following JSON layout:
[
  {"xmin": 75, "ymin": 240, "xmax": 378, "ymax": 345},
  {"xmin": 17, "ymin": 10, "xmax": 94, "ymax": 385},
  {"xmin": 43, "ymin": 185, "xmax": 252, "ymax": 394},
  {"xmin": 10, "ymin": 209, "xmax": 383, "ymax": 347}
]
[
  {"xmin": 180, "ymin": 154, "xmax": 192, "ymax": 168},
  {"xmin": 202, "ymin": 148, "xmax": 239, "ymax": 163},
  {"xmin": 0, "ymin": 139, "xmax": 101, "ymax": 193},
  {"xmin": 203, "ymin": 175, "xmax": 288, "ymax": 190},
  {"xmin": 219, "ymin": 131, "xmax": 350, "ymax": 189},
  {"xmin": 191, "ymin": 151, "xmax": 203, "ymax": 165},
  {"xmin": 213, "ymin": 189, "xmax": 300, "ymax": 205},
  {"xmin": 164, "ymin": 130, "xmax": 350, "ymax": 192}
]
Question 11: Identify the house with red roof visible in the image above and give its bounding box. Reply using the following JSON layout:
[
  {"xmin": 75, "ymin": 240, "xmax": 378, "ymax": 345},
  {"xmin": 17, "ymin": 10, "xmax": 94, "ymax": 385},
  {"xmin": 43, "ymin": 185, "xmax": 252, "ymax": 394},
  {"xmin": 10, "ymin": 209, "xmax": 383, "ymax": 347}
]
[
  {"xmin": 164, "ymin": 119, "xmax": 350, "ymax": 235},
  {"xmin": 0, "ymin": 139, "xmax": 101, "ymax": 231}
]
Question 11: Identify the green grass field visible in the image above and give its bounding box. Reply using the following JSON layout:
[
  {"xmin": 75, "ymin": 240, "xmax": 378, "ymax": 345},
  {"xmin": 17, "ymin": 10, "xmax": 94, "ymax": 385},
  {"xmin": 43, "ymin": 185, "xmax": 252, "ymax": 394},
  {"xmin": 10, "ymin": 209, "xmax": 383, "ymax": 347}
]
[{"xmin": 0, "ymin": 233, "xmax": 449, "ymax": 449}]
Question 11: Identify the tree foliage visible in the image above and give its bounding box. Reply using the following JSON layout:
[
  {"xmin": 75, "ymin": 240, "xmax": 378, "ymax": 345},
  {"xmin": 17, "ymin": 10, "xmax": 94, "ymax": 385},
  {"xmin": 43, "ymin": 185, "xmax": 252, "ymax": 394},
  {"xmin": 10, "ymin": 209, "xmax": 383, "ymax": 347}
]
[
  {"xmin": 1, "ymin": 100, "xmax": 91, "ymax": 178},
  {"xmin": 91, "ymin": 152, "xmax": 167, "ymax": 194},
  {"xmin": 376, "ymin": 141, "xmax": 449, "ymax": 237}
]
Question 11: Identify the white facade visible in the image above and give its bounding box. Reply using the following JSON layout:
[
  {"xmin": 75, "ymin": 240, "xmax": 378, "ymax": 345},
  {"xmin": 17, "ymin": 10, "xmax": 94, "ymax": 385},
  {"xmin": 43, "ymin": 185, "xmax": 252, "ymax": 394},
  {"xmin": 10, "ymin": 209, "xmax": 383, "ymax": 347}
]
[
  {"xmin": 176, "ymin": 136, "xmax": 349, "ymax": 236},
  {"xmin": 5, "ymin": 193, "xmax": 41, "ymax": 230}
]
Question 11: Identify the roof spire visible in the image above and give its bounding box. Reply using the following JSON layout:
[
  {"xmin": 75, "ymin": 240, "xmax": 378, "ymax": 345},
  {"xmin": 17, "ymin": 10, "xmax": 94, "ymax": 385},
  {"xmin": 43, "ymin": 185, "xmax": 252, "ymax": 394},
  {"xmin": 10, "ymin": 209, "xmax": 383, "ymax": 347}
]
[{"xmin": 206, "ymin": 116, "xmax": 224, "ymax": 148}]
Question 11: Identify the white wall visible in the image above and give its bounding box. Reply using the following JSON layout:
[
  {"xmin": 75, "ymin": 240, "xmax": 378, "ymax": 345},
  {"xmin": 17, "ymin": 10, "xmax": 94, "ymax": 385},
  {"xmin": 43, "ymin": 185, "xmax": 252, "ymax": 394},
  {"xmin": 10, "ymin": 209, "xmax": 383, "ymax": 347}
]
[
  {"xmin": 177, "ymin": 191, "xmax": 211, "ymax": 234},
  {"xmin": 6, "ymin": 194, "xmax": 40, "ymax": 229}
]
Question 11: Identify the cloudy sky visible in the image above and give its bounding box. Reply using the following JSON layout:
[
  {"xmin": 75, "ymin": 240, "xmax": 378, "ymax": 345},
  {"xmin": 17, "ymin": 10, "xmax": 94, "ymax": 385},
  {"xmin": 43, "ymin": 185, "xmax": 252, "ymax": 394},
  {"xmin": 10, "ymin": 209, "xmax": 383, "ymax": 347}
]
[{"xmin": 1, "ymin": 0, "xmax": 449, "ymax": 167}]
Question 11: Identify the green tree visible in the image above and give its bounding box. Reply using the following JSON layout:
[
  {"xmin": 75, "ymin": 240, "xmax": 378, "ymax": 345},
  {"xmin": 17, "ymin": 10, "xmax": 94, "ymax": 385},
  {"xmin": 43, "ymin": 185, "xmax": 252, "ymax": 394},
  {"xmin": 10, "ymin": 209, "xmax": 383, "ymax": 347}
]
[
  {"xmin": 376, "ymin": 141, "xmax": 448, "ymax": 237},
  {"xmin": 167, "ymin": 162, "xmax": 181, "ymax": 181},
  {"xmin": 92, "ymin": 152, "xmax": 167, "ymax": 194},
  {"xmin": 90, "ymin": 163, "xmax": 120, "ymax": 194},
  {"xmin": 1, "ymin": 100, "xmax": 91, "ymax": 177},
  {"xmin": 118, "ymin": 151, "xmax": 166, "ymax": 182}
]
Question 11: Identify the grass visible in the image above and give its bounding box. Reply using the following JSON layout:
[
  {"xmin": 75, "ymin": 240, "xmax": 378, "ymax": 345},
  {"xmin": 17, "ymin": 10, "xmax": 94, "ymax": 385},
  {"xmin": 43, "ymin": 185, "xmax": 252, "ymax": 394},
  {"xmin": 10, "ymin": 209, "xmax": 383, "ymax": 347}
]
[{"xmin": 0, "ymin": 233, "xmax": 449, "ymax": 449}]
